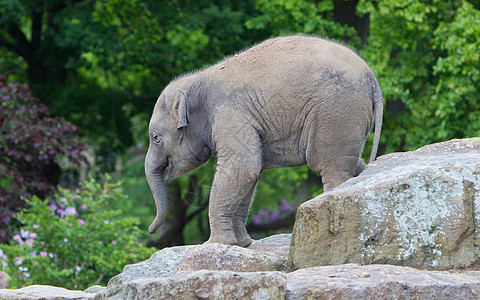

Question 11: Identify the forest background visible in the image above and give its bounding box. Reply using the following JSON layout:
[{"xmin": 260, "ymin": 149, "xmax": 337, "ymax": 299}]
[{"xmin": 1, "ymin": 0, "xmax": 480, "ymax": 289}]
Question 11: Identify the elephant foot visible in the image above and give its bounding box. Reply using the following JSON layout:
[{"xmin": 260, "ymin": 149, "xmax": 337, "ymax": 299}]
[
  {"xmin": 205, "ymin": 230, "xmax": 237, "ymax": 245},
  {"xmin": 236, "ymin": 234, "xmax": 253, "ymax": 247}
]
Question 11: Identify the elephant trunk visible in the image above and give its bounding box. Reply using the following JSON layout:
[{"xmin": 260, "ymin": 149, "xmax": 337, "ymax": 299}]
[{"xmin": 145, "ymin": 163, "xmax": 168, "ymax": 234}]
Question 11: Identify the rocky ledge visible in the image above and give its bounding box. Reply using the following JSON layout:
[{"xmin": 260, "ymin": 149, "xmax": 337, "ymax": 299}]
[{"xmin": 1, "ymin": 138, "xmax": 480, "ymax": 299}]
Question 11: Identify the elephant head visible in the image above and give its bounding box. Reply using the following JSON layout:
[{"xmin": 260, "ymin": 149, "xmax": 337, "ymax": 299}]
[{"xmin": 145, "ymin": 79, "xmax": 212, "ymax": 234}]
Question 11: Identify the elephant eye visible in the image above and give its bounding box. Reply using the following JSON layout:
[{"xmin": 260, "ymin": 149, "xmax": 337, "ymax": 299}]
[{"xmin": 152, "ymin": 133, "xmax": 161, "ymax": 144}]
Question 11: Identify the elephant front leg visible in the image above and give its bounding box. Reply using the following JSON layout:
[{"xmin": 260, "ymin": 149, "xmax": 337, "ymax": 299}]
[
  {"xmin": 206, "ymin": 160, "xmax": 261, "ymax": 246},
  {"xmin": 206, "ymin": 123, "xmax": 262, "ymax": 246},
  {"xmin": 232, "ymin": 179, "xmax": 258, "ymax": 247}
]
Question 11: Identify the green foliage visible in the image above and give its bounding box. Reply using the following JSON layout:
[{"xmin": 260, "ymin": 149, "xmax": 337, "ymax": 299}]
[
  {"xmin": 0, "ymin": 177, "xmax": 155, "ymax": 289},
  {"xmin": 432, "ymin": 1, "xmax": 480, "ymax": 140},
  {"xmin": 361, "ymin": 0, "xmax": 480, "ymax": 151},
  {"xmin": 246, "ymin": 0, "xmax": 360, "ymax": 46}
]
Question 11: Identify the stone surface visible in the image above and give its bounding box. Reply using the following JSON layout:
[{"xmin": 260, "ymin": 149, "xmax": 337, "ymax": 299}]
[
  {"xmin": 84, "ymin": 285, "xmax": 106, "ymax": 294},
  {"xmin": 95, "ymin": 270, "xmax": 286, "ymax": 299},
  {"xmin": 289, "ymin": 138, "xmax": 480, "ymax": 270},
  {"xmin": 0, "ymin": 285, "xmax": 94, "ymax": 299},
  {"xmin": 247, "ymin": 233, "xmax": 291, "ymax": 259},
  {"xmin": 286, "ymin": 264, "xmax": 480, "ymax": 299},
  {"xmin": 107, "ymin": 245, "xmax": 193, "ymax": 287},
  {"xmin": 0, "ymin": 271, "xmax": 8, "ymax": 289},
  {"xmin": 177, "ymin": 242, "xmax": 287, "ymax": 272}
]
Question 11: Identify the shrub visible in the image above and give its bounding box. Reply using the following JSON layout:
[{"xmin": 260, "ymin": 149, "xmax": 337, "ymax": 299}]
[
  {"xmin": 0, "ymin": 72, "xmax": 88, "ymax": 242},
  {"xmin": 0, "ymin": 176, "xmax": 155, "ymax": 289}
]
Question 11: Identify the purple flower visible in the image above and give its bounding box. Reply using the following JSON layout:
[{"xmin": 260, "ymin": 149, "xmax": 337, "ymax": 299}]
[
  {"xmin": 40, "ymin": 251, "xmax": 48, "ymax": 257},
  {"xmin": 48, "ymin": 203, "xmax": 57, "ymax": 211},
  {"xmin": 29, "ymin": 233, "xmax": 38, "ymax": 239},
  {"xmin": 270, "ymin": 211, "xmax": 280, "ymax": 221},
  {"xmin": 75, "ymin": 266, "xmax": 81, "ymax": 272},
  {"xmin": 30, "ymin": 251, "xmax": 37, "ymax": 257},
  {"xmin": 104, "ymin": 220, "xmax": 110, "ymax": 224},
  {"xmin": 20, "ymin": 229, "xmax": 30, "ymax": 239},
  {"xmin": 80, "ymin": 204, "xmax": 88, "ymax": 210},
  {"xmin": 258, "ymin": 210, "xmax": 266, "ymax": 216},
  {"xmin": 48, "ymin": 253, "xmax": 55, "ymax": 258},
  {"xmin": 252, "ymin": 215, "xmax": 262, "ymax": 225},
  {"xmin": 64, "ymin": 207, "xmax": 78, "ymax": 217},
  {"xmin": 32, "ymin": 224, "xmax": 40, "ymax": 229},
  {"xmin": 111, "ymin": 240, "xmax": 117, "ymax": 245},
  {"xmin": 78, "ymin": 219, "xmax": 85, "ymax": 226},
  {"xmin": 1, "ymin": 260, "xmax": 8, "ymax": 267},
  {"xmin": 57, "ymin": 208, "xmax": 65, "ymax": 218},
  {"xmin": 281, "ymin": 200, "xmax": 293, "ymax": 211},
  {"xmin": 14, "ymin": 256, "xmax": 23, "ymax": 265},
  {"xmin": 60, "ymin": 197, "xmax": 68, "ymax": 204},
  {"xmin": 13, "ymin": 234, "xmax": 22, "ymax": 243}
]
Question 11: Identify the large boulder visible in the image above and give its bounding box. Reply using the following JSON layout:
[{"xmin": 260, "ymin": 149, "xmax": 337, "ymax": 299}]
[
  {"xmin": 286, "ymin": 264, "xmax": 480, "ymax": 299},
  {"xmin": 0, "ymin": 285, "xmax": 94, "ymax": 300},
  {"xmin": 178, "ymin": 243, "xmax": 286, "ymax": 272},
  {"xmin": 107, "ymin": 245, "xmax": 193, "ymax": 287},
  {"xmin": 107, "ymin": 234, "xmax": 291, "ymax": 287},
  {"xmin": 289, "ymin": 138, "xmax": 480, "ymax": 270},
  {"xmin": 96, "ymin": 270, "xmax": 286, "ymax": 299}
]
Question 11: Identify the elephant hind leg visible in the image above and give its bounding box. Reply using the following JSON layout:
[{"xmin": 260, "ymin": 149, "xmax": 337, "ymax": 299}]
[
  {"xmin": 354, "ymin": 158, "xmax": 366, "ymax": 177},
  {"xmin": 306, "ymin": 141, "xmax": 363, "ymax": 192}
]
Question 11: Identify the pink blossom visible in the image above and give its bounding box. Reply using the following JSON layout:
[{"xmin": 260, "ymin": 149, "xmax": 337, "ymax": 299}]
[
  {"xmin": 20, "ymin": 229, "xmax": 29, "ymax": 239},
  {"xmin": 30, "ymin": 251, "xmax": 37, "ymax": 257},
  {"xmin": 14, "ymin": 257, "xmax": 23, "ymax": 265},
  {"xmin": 40, "ymin": 251, "xmax": 48, "ymax": 257},
  {"xmin": 13, "ymin": 234, "xmax": 22, "ymax": 242},
  {"xmin": 78, "ymin": 219, "xmax": 85, "ymax": 226},
  {"xmin": 32, "ymin": 224, "xmax": 40, "ymax": 229},
  {"xmin": 80, "ymin": 204, "xmax": 88, "ymax": 210},
  {"xmin": 111, "ymin": 240, "xmax": 117, "ymax": 245},
  {"xmin": 48, "ymin": 203, "xmax": 57, "ymax": 211},
  {"xmin": 60, "ymin": 197, "xmax": 68, "ymax": 204},
  {"xmin": 64, "ymin": 207, "xmax": 78, "ymax": 217},
  {"xmin": 1, "ymin": 260, "xmax": 8, "ymax": 267},
  {"xmin": 48, "ymin": 253, "xmax": 55, "ymax": 258},
  {"xmin": 29, "ymin": 233, "xmax": 37, "ymax": 239}
]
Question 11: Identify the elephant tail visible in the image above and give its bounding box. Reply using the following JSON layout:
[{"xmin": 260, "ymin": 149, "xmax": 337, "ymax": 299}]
[{"xmin": 368, "ymin": 74, "xmax": 383, "ymax": 164}]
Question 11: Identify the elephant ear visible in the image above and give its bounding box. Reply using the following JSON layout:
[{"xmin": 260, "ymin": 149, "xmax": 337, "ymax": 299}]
[{"xmin": 174, "ymin": 89, "xmax": 188, "ymax": 129}]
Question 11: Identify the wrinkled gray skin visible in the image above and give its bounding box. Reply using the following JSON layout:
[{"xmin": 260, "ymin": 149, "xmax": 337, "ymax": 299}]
[{"xmin": 145, "ymin": 36, "xmax": 383, "ymax": 247}]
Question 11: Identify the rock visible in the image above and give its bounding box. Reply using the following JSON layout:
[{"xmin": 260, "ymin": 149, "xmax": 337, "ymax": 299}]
[
  {"xmin": 286, "ymin": 264, "xmax": 480, "ymax": 299},
  {"xmin": 177, "ymin": 242, "xmax": 286, "ymax": 272},
  {"xmin": 0, "ymin": 285, "xmax": 94, "ymax": 299},
  {"xmin": 107, "ymin": 245, "xmax": 193, "ymax": 287},
  {"xmin": 248, "ymin": 233, "xmax": 291, "ymax": 259},
  {"xmin": 96, "ymin": 270, "xmax": 286, "ymax": 299},
  {"xmin": 84, "ymin": 285, "xmax": 106, "ymax": 294},
  {"xmin": 107, "ymin": 234, "xmax": 291, "ymax": 287},
  {"xmin": 289, "ymin": 138, "xmax": 480, "ymax": 270},
  {"xmin": 0, "ymin": 271, "xmax": 8, "ymax": 289}
]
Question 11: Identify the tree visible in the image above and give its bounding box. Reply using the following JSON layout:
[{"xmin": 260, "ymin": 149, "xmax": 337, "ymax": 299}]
[
  {"xmin": 0, "ymin": 72, "xmax": 87, "ymax": 242},
  {"xmin": 361, "ymin": 0, "xmax": 480, "ymax": 152}
]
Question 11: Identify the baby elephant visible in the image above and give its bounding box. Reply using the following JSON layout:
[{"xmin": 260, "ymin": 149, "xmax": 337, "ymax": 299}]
[{"xmin": 145, "ymin": 35, "xmax": 383, "ymax": 247}]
